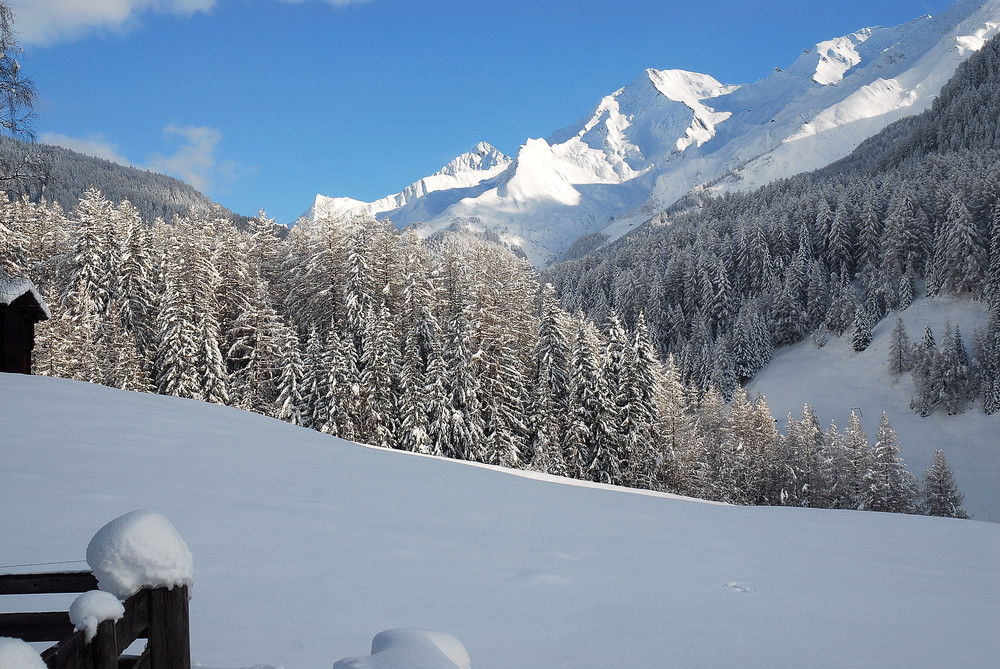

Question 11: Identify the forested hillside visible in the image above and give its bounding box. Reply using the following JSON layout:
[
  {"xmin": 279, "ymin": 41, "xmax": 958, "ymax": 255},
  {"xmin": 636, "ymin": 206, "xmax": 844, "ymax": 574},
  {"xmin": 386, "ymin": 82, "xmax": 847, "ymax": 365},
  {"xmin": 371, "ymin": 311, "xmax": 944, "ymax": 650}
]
[
  {"xmin": 544, "ymin": 33, "xmax": 1000, "ymax": 419},
  {"xmin": 0, "ymin": 135, "xmax": 230, "ymax": 224},
  {"xmin": 0, "ymin": 183, "xmax": 966, "ymax": 518}
]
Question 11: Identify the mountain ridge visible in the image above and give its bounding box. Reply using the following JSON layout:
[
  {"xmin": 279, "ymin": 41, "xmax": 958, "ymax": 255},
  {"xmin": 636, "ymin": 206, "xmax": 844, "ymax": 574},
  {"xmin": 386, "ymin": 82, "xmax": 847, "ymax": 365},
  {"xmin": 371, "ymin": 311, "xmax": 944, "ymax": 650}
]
[{"xmin": 305, "ymin": 0, "xmax": 1000, "ymax": 267}]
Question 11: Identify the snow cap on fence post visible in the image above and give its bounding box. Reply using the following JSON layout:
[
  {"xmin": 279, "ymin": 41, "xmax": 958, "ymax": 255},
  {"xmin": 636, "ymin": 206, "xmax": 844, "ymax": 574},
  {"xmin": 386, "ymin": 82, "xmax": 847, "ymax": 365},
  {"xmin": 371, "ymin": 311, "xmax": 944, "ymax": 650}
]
[
  {"xmin": 86, "ymin": 510, "xmax": 194, "ymax": 600},
  {"xmin": 69, "ymin": 590, "xmax": 126, "ymax": 643}
]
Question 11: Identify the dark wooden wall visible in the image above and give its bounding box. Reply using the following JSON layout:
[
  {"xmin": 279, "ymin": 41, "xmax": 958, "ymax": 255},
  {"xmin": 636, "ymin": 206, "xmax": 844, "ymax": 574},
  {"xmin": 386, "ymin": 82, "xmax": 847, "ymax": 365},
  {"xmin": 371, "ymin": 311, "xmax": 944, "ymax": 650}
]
[{"xmin": 0, "ymin": 294, "xmax": 40, "ymax": 374}]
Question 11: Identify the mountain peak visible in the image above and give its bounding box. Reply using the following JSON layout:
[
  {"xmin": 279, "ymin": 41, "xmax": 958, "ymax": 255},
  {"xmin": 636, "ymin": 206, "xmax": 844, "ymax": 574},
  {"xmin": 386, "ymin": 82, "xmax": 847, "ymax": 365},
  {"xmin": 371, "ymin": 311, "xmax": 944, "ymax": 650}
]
[
  {"xmin": 643, "ymin": 68, "xmax": 738, "ymax": 103},
  {"xmin": 435, "ymin": 142, "xmax": 511, "ymax": 177}
]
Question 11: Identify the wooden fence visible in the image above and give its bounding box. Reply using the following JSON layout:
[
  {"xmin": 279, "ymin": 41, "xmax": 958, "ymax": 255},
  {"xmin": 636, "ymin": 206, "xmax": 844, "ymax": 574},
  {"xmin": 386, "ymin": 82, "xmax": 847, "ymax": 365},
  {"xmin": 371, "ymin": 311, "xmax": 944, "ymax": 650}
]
[{"xmin": 0, "ymin": 571, "xmax": 190, "ymax": 669}]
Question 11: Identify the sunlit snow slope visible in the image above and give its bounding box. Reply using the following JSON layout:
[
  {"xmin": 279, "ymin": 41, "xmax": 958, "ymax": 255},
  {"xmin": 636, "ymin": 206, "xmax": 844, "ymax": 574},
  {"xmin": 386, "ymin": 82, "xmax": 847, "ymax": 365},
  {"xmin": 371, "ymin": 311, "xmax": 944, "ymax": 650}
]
[
  {"xmin": 745, "ymin": 295, "xmax": 1000, "ymax": 523},
  {"xmin": 2, "ymin": 374, "xmax": 998, "ymax": 669},
  {"xmin": 307, "ymin": 0, "xmax": 1000, "ymax": 267}
]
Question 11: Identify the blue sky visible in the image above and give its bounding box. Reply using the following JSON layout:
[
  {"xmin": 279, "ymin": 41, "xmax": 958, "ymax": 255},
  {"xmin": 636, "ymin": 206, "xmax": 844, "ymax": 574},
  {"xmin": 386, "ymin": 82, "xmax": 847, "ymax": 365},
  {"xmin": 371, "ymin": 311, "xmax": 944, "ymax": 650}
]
[{"xmin": 11, "ymin": 0, "xmax": 954, "ymax": 222}]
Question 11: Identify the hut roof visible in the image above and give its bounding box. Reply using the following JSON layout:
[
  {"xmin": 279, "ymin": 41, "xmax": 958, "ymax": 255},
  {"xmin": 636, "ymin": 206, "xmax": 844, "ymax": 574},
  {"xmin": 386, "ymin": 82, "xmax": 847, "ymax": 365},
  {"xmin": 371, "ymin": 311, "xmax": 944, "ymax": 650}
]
[{"xmin": 0, "ymin": 271, "xmax": 51, "ymax": 320}]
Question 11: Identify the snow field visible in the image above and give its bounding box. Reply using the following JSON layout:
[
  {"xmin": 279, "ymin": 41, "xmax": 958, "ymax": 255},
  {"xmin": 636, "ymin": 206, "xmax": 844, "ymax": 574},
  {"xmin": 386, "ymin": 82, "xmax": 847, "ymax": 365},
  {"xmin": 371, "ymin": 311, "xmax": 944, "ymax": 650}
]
[{"xmin": 1, "ymin": 373, "xmax": 997, "ymax": 668}]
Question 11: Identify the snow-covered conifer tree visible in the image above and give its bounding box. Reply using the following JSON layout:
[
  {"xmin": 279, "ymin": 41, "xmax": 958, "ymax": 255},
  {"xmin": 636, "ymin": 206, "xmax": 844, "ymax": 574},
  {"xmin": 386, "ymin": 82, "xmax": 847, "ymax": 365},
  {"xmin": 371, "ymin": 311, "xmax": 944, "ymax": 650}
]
[
  {"xmin": 938, "ymin": 194, "xmax": 986, "ymax": 296},
  {"xmin": 861, "ymin": 413, "xmax": 918, "ymax": 513},
  {"xmin": 887, "ymin": 317, "xmax": 911, "ymax": 380},
  {"xmin": 274, "ymin": 325, "xmax": 305, "ymax": 425},
  {"xmin": 300, "ymin": 325, "xmax": 331, "ymax": 431},
  {"xmin": 920, "ymin": 450, "xmax": 969, "ymax": 519},
  {"xmin": 442, "ymin": 309, "xmax": 484, "ymax": 461}
]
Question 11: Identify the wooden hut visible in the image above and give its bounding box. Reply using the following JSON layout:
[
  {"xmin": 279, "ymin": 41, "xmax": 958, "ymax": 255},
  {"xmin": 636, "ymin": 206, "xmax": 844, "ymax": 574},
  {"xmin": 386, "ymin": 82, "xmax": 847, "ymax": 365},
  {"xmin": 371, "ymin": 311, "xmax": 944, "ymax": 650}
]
[{"xmin": 0, "ymin": 271, "xmax": 51, "ymax": 374}]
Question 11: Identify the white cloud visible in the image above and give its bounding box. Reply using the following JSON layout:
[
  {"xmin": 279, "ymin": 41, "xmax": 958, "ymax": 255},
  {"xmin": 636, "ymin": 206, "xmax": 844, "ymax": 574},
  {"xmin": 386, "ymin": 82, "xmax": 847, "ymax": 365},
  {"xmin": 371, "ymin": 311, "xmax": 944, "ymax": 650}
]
[
  {"xmin": 8, "ymin": 0, "xmax": 217, "ymax": 46},
  {"xmin": 42, "ymin": 124, "xmax": 252, "ymax": 195},
  {"xmin": 146, "ymin": 124, "xmax": 225, "ymax": 193},
  {"xmin": 39, "ymin": 131, "xmax": 133, "ymax": 166},
  {"xmin": 10, "ymin": 0, "xmax": 370, "ymax": 47}
]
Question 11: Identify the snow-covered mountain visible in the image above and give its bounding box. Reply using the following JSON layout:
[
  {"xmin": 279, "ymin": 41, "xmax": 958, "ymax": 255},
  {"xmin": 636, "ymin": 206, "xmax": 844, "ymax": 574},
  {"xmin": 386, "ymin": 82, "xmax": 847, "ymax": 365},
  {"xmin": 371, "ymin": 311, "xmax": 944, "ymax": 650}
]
[
  {"xmin": 306, "ymin": 141, "xmax": 513, "ymax": 225},
  {"xmin": 305, "ymin": 0, "xmax": 1000, "ymax": 266}
]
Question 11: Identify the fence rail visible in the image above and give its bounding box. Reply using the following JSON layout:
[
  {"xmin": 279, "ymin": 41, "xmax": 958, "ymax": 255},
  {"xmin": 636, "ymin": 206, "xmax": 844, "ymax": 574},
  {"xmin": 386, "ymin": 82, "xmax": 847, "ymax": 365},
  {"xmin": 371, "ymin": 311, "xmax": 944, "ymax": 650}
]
[{"xmin": 0, "ymin": 571, "xmax": 190, "ymax": 669}]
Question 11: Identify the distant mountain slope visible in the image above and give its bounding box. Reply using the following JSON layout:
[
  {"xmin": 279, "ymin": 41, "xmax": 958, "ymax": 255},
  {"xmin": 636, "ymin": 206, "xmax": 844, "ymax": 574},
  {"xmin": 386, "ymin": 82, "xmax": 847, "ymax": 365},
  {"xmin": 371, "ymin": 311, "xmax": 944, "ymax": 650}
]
[
  {"xmin": 746, "ymin": 295, "xmax": 999, "ymax": 523},
  {"xmin": 305, "ymin": 0, "xmax": 1000, "ymax": 266},
  {"xmin": 817, "ymin": 24, "xmax": 1000, "ymax": 177},
  {"xmin": 0, "ymin": 136, "xmax": 224, "ymax": 223},
  {"xmin": 2, "ymin": 373, "xmax": 997, "ymax": 668}
]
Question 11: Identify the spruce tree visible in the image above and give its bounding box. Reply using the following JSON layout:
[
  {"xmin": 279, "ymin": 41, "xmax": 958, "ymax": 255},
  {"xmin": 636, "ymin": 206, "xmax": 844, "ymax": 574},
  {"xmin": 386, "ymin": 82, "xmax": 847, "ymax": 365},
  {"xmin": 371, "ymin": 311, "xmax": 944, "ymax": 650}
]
[
  {"xmin": 275, "ymin": 325, "xmax": 305, "ymax": 426},
  {"xmin": 861, "ymin": 413, "xmax": 918, "ymax": 514},
  {"xmin": 920, "ymin": 450, "xmax": 969, "ymax": 519},
  {"xmin": 887, "ymin": 317, "xmax": 911, "ymax": 380},
  {"xmin": 939, "ymin": 194, "xmax": 986, "ymax": 296}
]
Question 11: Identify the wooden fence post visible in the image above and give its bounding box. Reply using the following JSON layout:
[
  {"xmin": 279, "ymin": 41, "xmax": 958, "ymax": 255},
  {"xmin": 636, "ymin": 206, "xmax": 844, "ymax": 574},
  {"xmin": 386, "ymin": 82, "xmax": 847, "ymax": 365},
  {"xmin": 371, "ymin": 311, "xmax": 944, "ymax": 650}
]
[
  {"xmin": 147, "ymin": 586, "xmax": 190, "ymax": 669},
  {"xmin": 91, "ymin": 619, "xmax": 117, "ymax": 669}
]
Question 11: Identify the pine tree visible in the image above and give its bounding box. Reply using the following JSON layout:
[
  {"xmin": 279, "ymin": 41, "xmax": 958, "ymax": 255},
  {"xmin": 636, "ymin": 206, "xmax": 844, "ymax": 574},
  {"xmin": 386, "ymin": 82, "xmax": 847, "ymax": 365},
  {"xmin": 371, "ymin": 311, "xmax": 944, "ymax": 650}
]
[
  {"xmin": 227, "ymin": 285, "xmax": 287, "ymax": 415},
  {"xmin": 154, "ymin": 234, "xmax": 200, "ymax": 399},
  {"xmin": 941, "ymin": 325, "xmax": 971, "ymax": 415},
  {"xmin": 275, "ymin": 325, "xmax": 305, "ymax": 425},
  {"xmin": 114, "ymin": 199, "xmax": 158, "ymax": 370},
  {"xmin": 910, "ymin": 323, "xmax": 938, "ymax": 416},
  {"xmin": 938, "ymin": 194, "xmax": 986, "ymax": 296},
  {"xmin": 861, "ymin": 413, "xmax": 918, "ymax": 514},
  {"xmin": 851, "ymin": 307, "xmax": 873, "ymax": 352},
  {"xmin": 153, "ymin": 217, "xmax": 230, "ymax": 404},
  {"xmin": 827, "ymin": 204, "xmax": 854, "ymax": 276},
  {"xmin": 887, "ymin": 317, "xmax": 911, "ymax": 380},
  {"xmin": 357, "ymin": 302, "xmax": 400, "ymax": 448},
  {"xmin": 732, "ymin": 300, "xmax": 766, "ymax": 381},
  {"xmin": 442, "ymin": 309, "xmax": 484, "ymax": 461},
  {"xmin": 532, "ymin": 284, "xmax": 572, "ymax": 456},
  {"xmin": 619, "ymin": 313, "xmax": 661, "ymax": 488},
  {"xmin": 920, "ymin": 450, "xmax": 969, "ymax": 518},
  {"xmin": 897, "ymin": 271, "xmax": 914, "ymax": 311},
  {"xmin": 840, "ymin": 411, "xmax": 873, "ymax": 509},
  {"xmin": 857, "ymin": 186, "xmax": 883, "ymax": 281},
  {"xmin": 396, "ymin": 329, "xmax": 431, "ymax": 455},
  {"xmin": 652, "ymin": 355, "xmax": 692, "ymax": 493},
  {"xmin": 975, "ymin": 315, "xmax": 1000, "ymax": 414},
  {"xmin": 687, "ymin": 385, "xmax": 728, "ymax": 501},
  {"xmin": 985, "ymin": 204, "xmax": 1000, "ymax": 313},
  {"xmin": 299, "ymin": 325, "xmax": 330, "ymax": 431},
  {"xmin": 783, "ymin": 405, "xmax": 828, "ymax": 507},
  {"xmin": 565, "ymin": 317, "xmax": 604, "ymax": 480}
]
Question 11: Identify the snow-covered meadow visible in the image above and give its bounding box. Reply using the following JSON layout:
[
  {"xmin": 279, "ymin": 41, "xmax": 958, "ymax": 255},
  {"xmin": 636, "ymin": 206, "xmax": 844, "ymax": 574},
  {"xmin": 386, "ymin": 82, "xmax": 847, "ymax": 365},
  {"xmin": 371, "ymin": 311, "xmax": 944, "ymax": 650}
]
[{"xmin": 2, "ymin": 373, "xmax": 998, "ymax": 668}]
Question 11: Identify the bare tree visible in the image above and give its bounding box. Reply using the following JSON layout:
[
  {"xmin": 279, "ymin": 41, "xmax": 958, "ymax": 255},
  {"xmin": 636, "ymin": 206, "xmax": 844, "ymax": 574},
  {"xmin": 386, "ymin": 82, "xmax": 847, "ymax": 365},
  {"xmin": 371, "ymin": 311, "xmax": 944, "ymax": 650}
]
[
  {"xmin": 0, "ymin": 1, "xmax": 44, "ymax": 190},
  {"xmin": 0, "ymin": 1, "xmax": 36, "ymax": 141}
]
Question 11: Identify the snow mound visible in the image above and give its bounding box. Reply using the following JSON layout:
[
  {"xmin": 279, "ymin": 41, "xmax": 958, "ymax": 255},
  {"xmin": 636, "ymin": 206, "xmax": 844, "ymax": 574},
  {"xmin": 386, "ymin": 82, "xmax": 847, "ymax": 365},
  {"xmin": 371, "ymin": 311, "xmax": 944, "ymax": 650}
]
[
  {"xmin": 332, "ymin": 629, "xmax": 471, "ymax": 669},
  {"xmin": 0, "ymin": 637, "xmax": 48, "ymax": 669},
  {"xmin": 86, "ymin": 510, "xmax": 193, "ymax": 599},
  {"xmin": 69, "ymin": 590, "xmax": 126, "ymax": 643}
]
